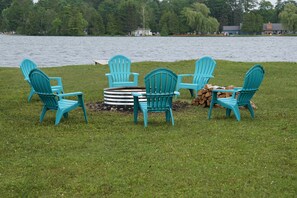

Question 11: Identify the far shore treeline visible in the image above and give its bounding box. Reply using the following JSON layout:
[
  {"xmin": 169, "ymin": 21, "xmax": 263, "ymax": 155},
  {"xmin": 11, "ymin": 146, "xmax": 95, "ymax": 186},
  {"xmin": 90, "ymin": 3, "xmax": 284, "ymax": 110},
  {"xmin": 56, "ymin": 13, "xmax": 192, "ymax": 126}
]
[{"xmin": 0, "ymin": 0, "xmax": 297, "ymax": 36}]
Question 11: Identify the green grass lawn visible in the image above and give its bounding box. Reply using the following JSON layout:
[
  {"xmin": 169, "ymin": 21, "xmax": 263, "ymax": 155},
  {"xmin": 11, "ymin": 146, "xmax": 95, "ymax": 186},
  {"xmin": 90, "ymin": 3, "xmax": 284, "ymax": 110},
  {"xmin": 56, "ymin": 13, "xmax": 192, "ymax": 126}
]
[{"xmin": 0, "ymin": 60, "xmax": 296, "ymax": 197}]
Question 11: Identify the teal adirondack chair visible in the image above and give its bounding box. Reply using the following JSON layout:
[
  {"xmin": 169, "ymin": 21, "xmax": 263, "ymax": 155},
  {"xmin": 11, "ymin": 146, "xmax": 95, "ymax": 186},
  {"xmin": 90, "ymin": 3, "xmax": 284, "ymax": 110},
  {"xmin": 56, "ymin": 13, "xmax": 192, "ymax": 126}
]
[
  {"xmin": 106, "ymin": 55, "xmax": 139, "ymax": 88},
  {"xmin": 29, "ymin": 69, "xmax": 88, "ymax": 125},
  {"xmin": 208, "ymin": 64, "xmax": 265, "ymax": 121},
  {"xmin": 20, "ymin": 59, "xmax": 64, "ymax": 102},
  {"xmin": 132, "ymin": 68, "xmax": 179, "ymax": 127},
  {"xmin": 176, "ymin": 56, "xmax": 216, "ymax": 97}
]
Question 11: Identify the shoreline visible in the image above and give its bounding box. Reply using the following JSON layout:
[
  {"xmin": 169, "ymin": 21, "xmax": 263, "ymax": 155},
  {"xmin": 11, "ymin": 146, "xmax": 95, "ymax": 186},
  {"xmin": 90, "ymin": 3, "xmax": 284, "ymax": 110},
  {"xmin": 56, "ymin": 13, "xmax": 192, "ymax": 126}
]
[{"xmin": 1, "ymin": 59, "xmax": 296, "ymax": 68}]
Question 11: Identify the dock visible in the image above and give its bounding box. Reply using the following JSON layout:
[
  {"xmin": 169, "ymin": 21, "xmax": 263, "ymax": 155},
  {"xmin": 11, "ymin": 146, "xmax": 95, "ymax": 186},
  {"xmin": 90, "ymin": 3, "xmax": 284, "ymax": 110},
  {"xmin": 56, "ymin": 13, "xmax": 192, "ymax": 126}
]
[{"xmin": 94, "ymin": 60, "xmax": 108, "ymax": 65}]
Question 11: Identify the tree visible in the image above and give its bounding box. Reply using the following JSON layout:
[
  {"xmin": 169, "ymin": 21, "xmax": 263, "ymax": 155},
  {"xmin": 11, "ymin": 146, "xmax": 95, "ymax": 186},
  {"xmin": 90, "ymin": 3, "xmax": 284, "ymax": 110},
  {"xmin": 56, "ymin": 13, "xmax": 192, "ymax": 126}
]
[
  {"xmin": 275, "ymin": 0, "xmax": 297, "ymax": 21},
  {"xmin": 99, "ymin": 0, "xmax": 122, "ymax": 35},
  {"xmin": 182, "ymin": 3, "xmax": 219, "ymax": 34},
  {"xmin": 279, "ymin": 3, "xmax": 297, "ymax": 32},
  {"xmin": 67, "ymin": 9, "xmax": 88, "ymax": 35},
  {"xmin": 242, "ymin": 0, "xmax": 258, "ymax": 12},
  {"xmin": 0, "ymin": 0, "xmax": 12, "ymax": 30},
  {"xmin": 80, "ymin": 4, "xmax": 105, "ymax": 35},
  {"xmin": 106, "ymin": 13, "xmax": 121, "ymax": 35},
  {"xmin": 257, "ymin": 0, "xmax": 277, "ymax": 23},
  {"xmin": 1, "ymin": 0, "xmax": 33, "ymax": 33},
  {"xmin": 58, "ymin": 5, "xmax": 88, "ymax": 36},
  {"xmin": 160, "ymin": 10, "xmax": 180, "ymax": 35},
  {"xmin": 146, "ymin": 0, "xmax": 161, "ymax": 33},
  {"xmin": 84, "ymin": 0, "xmax": 104, "ymax": 8},
  {"xmin": 51, "ymin": 17, "xmax": 62, "ymax": 35},
  {"xmin": 118, "ymin": 0, "xmax": 140, "ymax": 34},
  {"xmin": 226, "ymin": 0, "xmax": 243, "ymax": 25},
  {"xmin": 160, "ymin": 23, "xmax": 169, "ymax": 36},
  {"xmin": 0, "ymin": 0, "xmax": 12, "ymax": 12},
  {"xmin": 241, "ymin": 12, "xmax": 264, "ymax": 34},
  {"xmin": 205, "ymin": 0, "xmax": 233, "ymax": 30},
  {"xmin": 23, "ymin": 5, "xmax": 58, "ymax": 35},
  {"xmin": 225, "ymin": 0, "xmax": 259, "ymax": 25}
]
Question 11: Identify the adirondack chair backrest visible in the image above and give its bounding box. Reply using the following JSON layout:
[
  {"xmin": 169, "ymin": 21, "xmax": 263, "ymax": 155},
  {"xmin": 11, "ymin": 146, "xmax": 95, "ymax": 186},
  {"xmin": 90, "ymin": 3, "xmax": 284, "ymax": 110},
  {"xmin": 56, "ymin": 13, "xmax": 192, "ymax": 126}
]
[
  {"xmin": 193, "ymin": 56, "xmax": 216, "ymax": 85},
  {"xmin": 108, "ymin": 55, "xmax": 131, "ymax": 82},
  {"xmin": 20, "ymin": 59, "xmax": 37, "ymax": 82},
  {"xmin": 145, "ymin": 68, "xmax": 177, "ymax": 111},
  {"xmin": 29, "ymin": 69, "xmax": 58, "ymax": 110},
  {"xmin": 237, "ymin": 64, "xmax": 265, "ymax": 105}
]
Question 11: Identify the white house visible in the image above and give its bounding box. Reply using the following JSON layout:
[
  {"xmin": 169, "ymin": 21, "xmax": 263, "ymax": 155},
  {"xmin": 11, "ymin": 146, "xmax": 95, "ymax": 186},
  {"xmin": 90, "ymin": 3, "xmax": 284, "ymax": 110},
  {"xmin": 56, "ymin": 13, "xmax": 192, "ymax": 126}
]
[{"xmin": 132, "ymin": 28, "xmax": 152, "ymax": 36}]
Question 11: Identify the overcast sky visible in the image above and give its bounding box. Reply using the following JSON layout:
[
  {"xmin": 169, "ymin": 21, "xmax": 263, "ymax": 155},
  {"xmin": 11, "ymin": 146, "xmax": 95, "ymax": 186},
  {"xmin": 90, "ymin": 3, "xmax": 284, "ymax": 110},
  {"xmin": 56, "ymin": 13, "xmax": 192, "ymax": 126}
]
[{"xmin": 269, "ymin": 0, "xmax": 277, "ymax": 5}]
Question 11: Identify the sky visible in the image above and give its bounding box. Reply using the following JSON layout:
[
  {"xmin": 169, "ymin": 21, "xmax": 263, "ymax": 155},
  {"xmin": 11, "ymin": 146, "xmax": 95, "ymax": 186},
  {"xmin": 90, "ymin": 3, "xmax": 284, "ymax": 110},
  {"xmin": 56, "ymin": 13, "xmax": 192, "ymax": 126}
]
[{"xmin": 269, "ymin": 0, "xmax": 277, "ymax": 5}]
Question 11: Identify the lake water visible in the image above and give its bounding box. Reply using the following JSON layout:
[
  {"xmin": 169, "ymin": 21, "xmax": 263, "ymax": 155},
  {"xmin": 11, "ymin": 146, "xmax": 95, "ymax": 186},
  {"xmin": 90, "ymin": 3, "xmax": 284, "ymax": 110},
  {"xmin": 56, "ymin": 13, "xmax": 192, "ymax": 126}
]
[{"xmin": 0, "ymin": 35, "xmax": 296, "ymax": 67}]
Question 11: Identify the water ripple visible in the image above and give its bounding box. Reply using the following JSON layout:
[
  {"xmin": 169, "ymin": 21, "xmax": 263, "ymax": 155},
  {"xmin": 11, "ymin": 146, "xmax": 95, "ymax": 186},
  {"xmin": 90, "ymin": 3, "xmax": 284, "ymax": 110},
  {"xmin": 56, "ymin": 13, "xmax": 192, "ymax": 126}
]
[{"xmin": 0, "ymin": 35, "xmax": 296, "ymax": 67}]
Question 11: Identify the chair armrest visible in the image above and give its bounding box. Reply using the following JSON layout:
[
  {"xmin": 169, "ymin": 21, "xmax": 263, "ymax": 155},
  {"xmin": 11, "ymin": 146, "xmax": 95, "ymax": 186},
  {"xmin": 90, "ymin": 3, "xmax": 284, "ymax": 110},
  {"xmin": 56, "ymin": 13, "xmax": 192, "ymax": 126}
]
[
  {"xmin": 105, "ymin": 73, "xmax": 114, "ymax": 87},
  {"xmin": 233, "ymin": 87, "xmax": 242, "ymax": 91},
  {"xmin": 212, "ymin": 88, "xmax": 242, "ymax": 98},
  {"xmin": 49, "ymin": 77, "xmax": 63, "ymax": 86},
  {"xmin": 212, "ymin": 89, "xmax": 237, "ymax": 93},
  {"xmin": 174, "ymin": 91, "xmax": 180, "ymax": 96},
  {"xmin": 59, "ymin": 92, "xmax": 83, "ymax": 97},
  {"xmin": 131, "ymin": 73, "xmax": 139, "ymax": 85},
  {"xmin": 49, "ymin": 77, "xmax": 62, "ymax": 80},
  {"xmin": 132, "ymin": 92, "xmax": 145, "ymax": 97},
  {"xmin": 178, "ymin": 74, "xmax": 194, "ymax": 77},
  {"xmin": 177, "ymin": 74, "xmax": 194, "ymax": 85}
]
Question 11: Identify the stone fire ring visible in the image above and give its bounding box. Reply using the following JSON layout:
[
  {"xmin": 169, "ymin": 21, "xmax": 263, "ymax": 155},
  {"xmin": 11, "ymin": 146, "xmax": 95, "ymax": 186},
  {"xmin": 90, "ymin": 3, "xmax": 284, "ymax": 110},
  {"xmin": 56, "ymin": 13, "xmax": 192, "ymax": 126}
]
[{"xmin": 104, "ymin": 86, "xmax": 146, "ymax": 106}]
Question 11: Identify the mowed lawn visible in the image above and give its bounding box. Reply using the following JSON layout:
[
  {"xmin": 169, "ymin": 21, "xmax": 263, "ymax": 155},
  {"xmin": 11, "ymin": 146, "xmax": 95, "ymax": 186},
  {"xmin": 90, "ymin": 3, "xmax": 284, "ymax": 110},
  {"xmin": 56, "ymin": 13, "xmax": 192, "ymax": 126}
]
[{"xmin": 0, "ymin": 60, "xmax": 296, "ymax": 197}]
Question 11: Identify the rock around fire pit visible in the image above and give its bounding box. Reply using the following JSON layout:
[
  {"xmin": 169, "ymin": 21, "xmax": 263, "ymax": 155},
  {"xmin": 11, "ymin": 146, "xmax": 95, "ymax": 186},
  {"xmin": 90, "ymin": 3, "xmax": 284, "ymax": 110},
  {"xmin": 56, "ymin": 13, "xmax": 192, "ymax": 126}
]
[
  {"xmin": 87, "ymin": 101, "xmax": 190, "ymax": 112},
  {"xmin": 87, "ymin": 86, "xmax": 190, "ymax": 112}
]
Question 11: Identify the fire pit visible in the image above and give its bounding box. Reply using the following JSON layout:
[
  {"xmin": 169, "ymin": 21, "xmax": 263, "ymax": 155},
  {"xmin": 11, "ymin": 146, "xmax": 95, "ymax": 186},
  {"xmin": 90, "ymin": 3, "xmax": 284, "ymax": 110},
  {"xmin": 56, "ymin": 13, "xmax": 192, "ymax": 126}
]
[{"xmin": 104, "ymin": 86, "xmax": 146, "ymax": 106}]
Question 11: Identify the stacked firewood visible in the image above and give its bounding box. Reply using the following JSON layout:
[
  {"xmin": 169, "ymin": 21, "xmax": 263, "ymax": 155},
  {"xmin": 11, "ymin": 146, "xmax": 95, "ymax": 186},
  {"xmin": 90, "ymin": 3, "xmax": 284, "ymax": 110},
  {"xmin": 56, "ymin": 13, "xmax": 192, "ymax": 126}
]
[{"xmin": 192, "ymin": 84, "xmax": 257, "ymax": 109}]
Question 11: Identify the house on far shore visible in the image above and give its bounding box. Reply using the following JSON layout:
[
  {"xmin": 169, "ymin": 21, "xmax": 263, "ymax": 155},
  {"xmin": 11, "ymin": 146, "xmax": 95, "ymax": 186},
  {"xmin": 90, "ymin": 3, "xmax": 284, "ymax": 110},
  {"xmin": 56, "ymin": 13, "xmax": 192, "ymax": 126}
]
[
  {"xmin": 222, "ymin": 26, "xmax": 240, "ymax": 35},
  {"xmin": 223, "ymin": 23, "xmax": 287, "ymax": 35},
  {"xmin": 263, "ymin": 23, "xmax": 286, "ymax": 35},
  {"xmin": 132, "ymin": 28, "xmax": 153, "ymax": 36}
]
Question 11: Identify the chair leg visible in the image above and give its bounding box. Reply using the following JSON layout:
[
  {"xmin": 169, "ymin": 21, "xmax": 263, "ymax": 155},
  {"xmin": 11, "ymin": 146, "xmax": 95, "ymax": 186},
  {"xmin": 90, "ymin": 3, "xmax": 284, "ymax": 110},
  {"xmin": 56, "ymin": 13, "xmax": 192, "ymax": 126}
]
[
  {"xmin": 175, "ymin": 80, "xmax": 180, "ymax": 98},
  {"xmin": 134, "ymin": 108, "xmax": 138, "ymax": 124},
  {"xmin": 189, "ymin": 89, "xmax": 194, "ymax": 97},
  {"xmin": 165, "ymin": 110, "xmax": 170, "ymax": 123},
  {"xmin": 55, "ymin": 110, "xmax": 64, "ymax": 125},
  {"xmin": 133, "ymin": 97, "xmax": 139, "ymax": 124},
  {"xmin": 143, "ymin": 110, "xmax": 148, "ymax": 127},
  {"xmin": 28, "ymin": 88, "xmax": 35, "ymax": 102},
  {"xmin": 170, "ymin": 109, "xmax": 174, "ymax": 126},
  {"xmin": 40, "ymin": 106, "xmax": 48, "ymax": 123},
  {"xmin": 247, "ymin": 104, "xmax": 255, "ymax": 119},
  {"xmin": 208, "ymin": 93, "xmax": 217, "ymax": 120},
  {"xmin": 226, "ymin": 109, "xmax": 232, "ymax": 117},
  {"xmin": 208, "ymin": 102, "xmax": 214, "ymax": 119},
  {"xmin": 63, "ymin": 112, "xmax": 68, "ymax": 118},
  {"xmin": 81, "ymin": 105, "xmax": 88, "ymax": 123},
  {"xmin": 78, "ymin": 95, "xmax": 88, "ymax": 123},
  {"xmin": 232, "ymin": 106, "xmax": 241, "ymax": 121}
]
